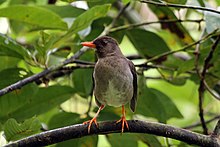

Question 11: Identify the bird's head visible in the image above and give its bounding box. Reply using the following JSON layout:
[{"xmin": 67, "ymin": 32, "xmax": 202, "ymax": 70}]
[{"xmin": 81, "ymin": 36, "xmax": 122, "ymax": 58}]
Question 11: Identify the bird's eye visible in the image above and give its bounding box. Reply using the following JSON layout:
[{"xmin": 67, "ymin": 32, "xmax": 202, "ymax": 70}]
[{"xmin": 101, "ymin": 40, "xmax": 108, "ymax": 46}]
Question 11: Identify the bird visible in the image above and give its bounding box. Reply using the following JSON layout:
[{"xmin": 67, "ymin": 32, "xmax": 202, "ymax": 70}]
[{"xmin": 81, "ymin": 36, "xmax": 137, "ymax": 133}]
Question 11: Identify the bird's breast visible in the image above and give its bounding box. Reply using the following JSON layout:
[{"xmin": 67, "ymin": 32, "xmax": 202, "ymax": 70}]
[{"xmin": 93, "ymin": 57, "xmax": 133, "ymax": 107}]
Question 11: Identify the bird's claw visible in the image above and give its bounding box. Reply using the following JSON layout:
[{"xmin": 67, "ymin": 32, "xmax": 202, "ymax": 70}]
[
  {"xmin": 116, "ymin": 116, "xmax": 129, "ymax": 133},
  {"xmin": 83, "ymin": 117, "xmax": 98, "ymax": 133}
]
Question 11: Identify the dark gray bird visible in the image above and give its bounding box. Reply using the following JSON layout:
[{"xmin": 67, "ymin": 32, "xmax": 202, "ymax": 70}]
[{"xmin": 81, "ymin": 36, "xmax": 137, "ymax": 133}]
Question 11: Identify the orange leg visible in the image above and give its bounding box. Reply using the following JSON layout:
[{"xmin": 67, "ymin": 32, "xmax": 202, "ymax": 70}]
[
  {"xmin": 83, "ymin": 104, "xmax": 105, "ymax": 133},
  {"xmin": 116, "ymin": 105, "xmax": 129, "ymax": 133}
]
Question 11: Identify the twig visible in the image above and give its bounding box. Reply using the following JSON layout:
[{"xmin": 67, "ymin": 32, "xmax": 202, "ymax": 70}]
[
  {"xmin": 3, "ymin": 120, "xmax": 220, "ymax": 147},
  {"xmin": 140, "ymin": 0, "xmax": 220, "ymax": 15},
  {"xmin": 110, "ymin": 19, "xmax": 204, "ymax": 32},
  {"xmin": 197, "ymin": 35, "xmax": 220, "ymax": 134},
  {"xmin": 183, "ymin": 115, "xmax": 220, "ymax": 130},
  {"xmin": 141, "ymin": 30, "xmax": 219, "ymax": 64},
  {"xmin": 212, "ymin": 119, "xmax": 220, "ymax": 138},
  {"xmin": 0, "ymin": 47, "xmax": 89, "ymax": 97},
  {"xmin": 101, "ymin": 2, "xmax": 130, "ymax": 36},
  {"xmin": 204, "ymin": 81, "xmax": 220, "ymax": 101}
]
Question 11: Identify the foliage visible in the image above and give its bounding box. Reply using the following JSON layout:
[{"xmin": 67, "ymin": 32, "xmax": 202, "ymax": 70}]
[{"xmin": 0, "ymin": 0, "xmax": 220, "ymax": 146}]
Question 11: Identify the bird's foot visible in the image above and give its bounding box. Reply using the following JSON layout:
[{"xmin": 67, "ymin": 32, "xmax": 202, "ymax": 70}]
[
  {"xmin": 116, "ymin": 116, "xmax": 129, "ymax": 133},
  {"xmin": 83, "ymin": 117, "xmax": 98, "ymax": 133}
]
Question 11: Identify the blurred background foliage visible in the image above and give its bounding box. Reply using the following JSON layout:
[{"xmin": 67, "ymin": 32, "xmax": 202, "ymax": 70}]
[{"xmin": 0, "ymin": 0, "xmax": 220, "ymax": 146}]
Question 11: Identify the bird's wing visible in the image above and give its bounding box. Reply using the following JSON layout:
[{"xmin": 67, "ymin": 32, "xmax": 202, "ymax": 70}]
[
  {"xmin": 92, "ymin": 72, "xmax": 102, "ymax": 107},
  {"xmin": 128, "ymin": 60, "xmax": 137, "ymax": 112}
]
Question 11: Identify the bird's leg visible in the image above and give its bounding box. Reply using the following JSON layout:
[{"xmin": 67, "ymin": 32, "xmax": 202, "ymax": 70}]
[
  {"xmin": 116, "ymin": 105, "xmax": 129, "ymax": 133},
  {"xmin": 83, "ymin": 104, "xmax": 105, "ymax": 133}
]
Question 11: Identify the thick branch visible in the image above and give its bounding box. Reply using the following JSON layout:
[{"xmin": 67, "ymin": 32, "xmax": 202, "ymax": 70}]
[
  {"xmin": 4, "ymin": 120, "xmax": 220, "ymax": 147},
  {"xmin": 140, "ymin": 0, "xmax": 220, "ymax": 15}
]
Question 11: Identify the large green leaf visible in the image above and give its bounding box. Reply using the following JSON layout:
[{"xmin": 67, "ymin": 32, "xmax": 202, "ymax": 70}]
[
  {"xmin": 48, "ymin": 112, "xmax": 81, "ymax": 129},
  {"xmin": 205, "ymin": 12, "xmax": 220, "ymax": 34},
  {"xmin": 1, "ymin": 86, "xmax": 74, "ymax": 122},
  {"xmin": 0, "ymin": 57, "xmax": 20, "ymax": 71},
  {"xmin": 148, "ymin": 0, "xmax": 194, "ymax": 44},
  {"xmin": 137, "ymin": 76, "xmax": 183, "ymax": 123},
  {"xmin": 72, "ymin": 68, "xmax": 93, "ymax": 98},
  {"xmin": 3, "ymin": 117, "xmax": 41, "ymax": 141},
  {"xmin": 42, "ymin": 5, "xmax": 85, "ymax": 18},
  {"xmin": 107, "ymin": 134, "xmax": 138, "ymax": 147},
  {"xmin": 0, "ymin": 84, "xmax": 38, "ymax": 122},
  {"xmin": 0, "ymin": 68, "xmax": 28, "ymax": 89},
  {"xmin": 67, "ymin": 4, "xmax": 111, "ymax": 34},
  {"xmin": 139, "ymin": 134, "xmax": 162, "ymax": 147},
  {"xmin": 0, "ymin": 5, "xmax": 67, "ymax": 30},
  {"xmin": 127, "ymin": 29, "xmax": 170, "ymax": 57},
  {"xmin": 0, "ymin": 34, "xmax": 30, "ymax": 59},
  {"xmin": 56, "ymin": 136, "xmax": 98, "ymax": 147}
]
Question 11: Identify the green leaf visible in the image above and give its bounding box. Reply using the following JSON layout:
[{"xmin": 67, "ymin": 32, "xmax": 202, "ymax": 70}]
[
  {"xmin": 0, "ymin": 68, "xmax": 28, "ymax": 89},
  {"xmin": 72, "ymin": 68, "xmax": 93, "ymax": 98},
  {"xmin": 0, "ymin": 34, "xmax": 30, "ymax": 59},
  {"xmin": 67, "ymin": 4, "xmax": 111, "ymax": 34},
  {"xmin": 41, "ymin": 5, "xmax": 85, "ymax": 18},
  {"xmin": 107, "ymin": 134, "xmax": 138, "ymax": 147},
  {"xmin": 163, "ymin": 0, "xmax": 187, "ymax": 4},
  {"xmin": 3, "ymin": 117, "xmax": 41, "ymax": 141},
  {"xmin": 3, "ymin": 86, "xmax": 74, "ymax": 122},
  {"xmin": 127, "ymin": 29, "xmax": 170, "ymax": 57},
  {"xmin": 137, "ymin": 76, "xmax": 183, "ymax": 123},
  {"xmin": 56, "ymin": 135, "xmax": 98, "ymax": 147},
  {"xmin": 205, "ymin": 12, "xmax": 220, "ymax": 34},
  {"xmin": 196, "ymin": 0, "xmax": 205, "ymax": 7},
  {"xmin": 148, "ymin": 1, "xmax": 194, "ymax": 44},
  {"xmin": 0, "ymin": 84, "xmax": 38, "ymax": 122},
  {"xmin": 48, "ymin": 112, "xmax": 81, "ymax": 129},
  {"xmin": 139, "ymin": 134, "xmax": 162, "ymax": 147},
  {"xmin": 0, "ymin": 57, "xmax": 20, "ymax": 71},
  {"xmin": 0, "ymin": 5, "xmax": 67, "ymax": 30},
  {"xmin": 177, "ymin": 58, "xmax": 194, "ymax": 75},
  {"xmin": 122, "ymin": 0, "xmax": 130, "ymax": 4}
]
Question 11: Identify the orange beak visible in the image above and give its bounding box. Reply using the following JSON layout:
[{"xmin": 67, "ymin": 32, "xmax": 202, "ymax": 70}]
[{"xmin": 81, "ymin": 42, "xmax": 96, "ymax": 48}]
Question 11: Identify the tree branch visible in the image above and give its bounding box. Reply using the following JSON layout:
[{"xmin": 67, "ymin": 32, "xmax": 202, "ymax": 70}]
[
  {"xmin": 140, "ymin": 0, "xmax": 220, "ymax": 15},
  {"xmin": 142, "ymin": 30, "xmax": 219, "ymax": 64},
  {"xmin": 212, "ymin": 119, "xmax": 220, "ymax": 138},
  {"xmin": 0, "ymin": 47, "xmax": 89, "ymax": 97},
  {"xmin": 197, "ymin": 35, "xmax": 220, "ymax": 134},
  {"xmin": 110, "ymin": 19, "xmax": 204, "ymax": 32},
  {"xmin": 183, "ymin": 115, "xmax": 220, "ymax": 130},
  {"xmin": 4, "ymin": 120, "xmax": 220, "ymax": 147}
]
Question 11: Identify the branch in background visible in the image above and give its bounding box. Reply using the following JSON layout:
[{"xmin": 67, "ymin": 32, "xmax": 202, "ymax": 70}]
[
  {"xmin": 4, "ymin": 120, "xmax": 220, "ymax": 147},
  {"xmin": 48, "ymin": 0, "xmax": 56, "ymax": 4},
  {"xmin": 183, "ymin": 115, "xmax": 220, "ymax": 130},
  {"xmin": 212, "ymin": 119, "xmax": 220, "ymax": 138},
  {"xmin": 110, "ymin": 19, "xmax": 204, "ymax": 32},
  {"xmin": 141, "ymin": 30, "xmax": 219, "ymax": 64},
  {"xmin": 0, "ymin": 47, "xmax": 89, "ymax": 97},
  {"xmin": 35, "ymin": 63, "xmax": 95, "ymax": 85},
  {"xmin": 101, "ymin": 2, "xmax": 130, "ymax": 36},
  {"xmin": 203, "ymin": 81, "xmax": 220, "ymax": 101},
  {"xmin": 140, "ymin": 0, "xmax": 220, "ymax": 15},
  {"xmin": 197, "ymin": 35, "xmax": 220, "ymax": 134}
]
